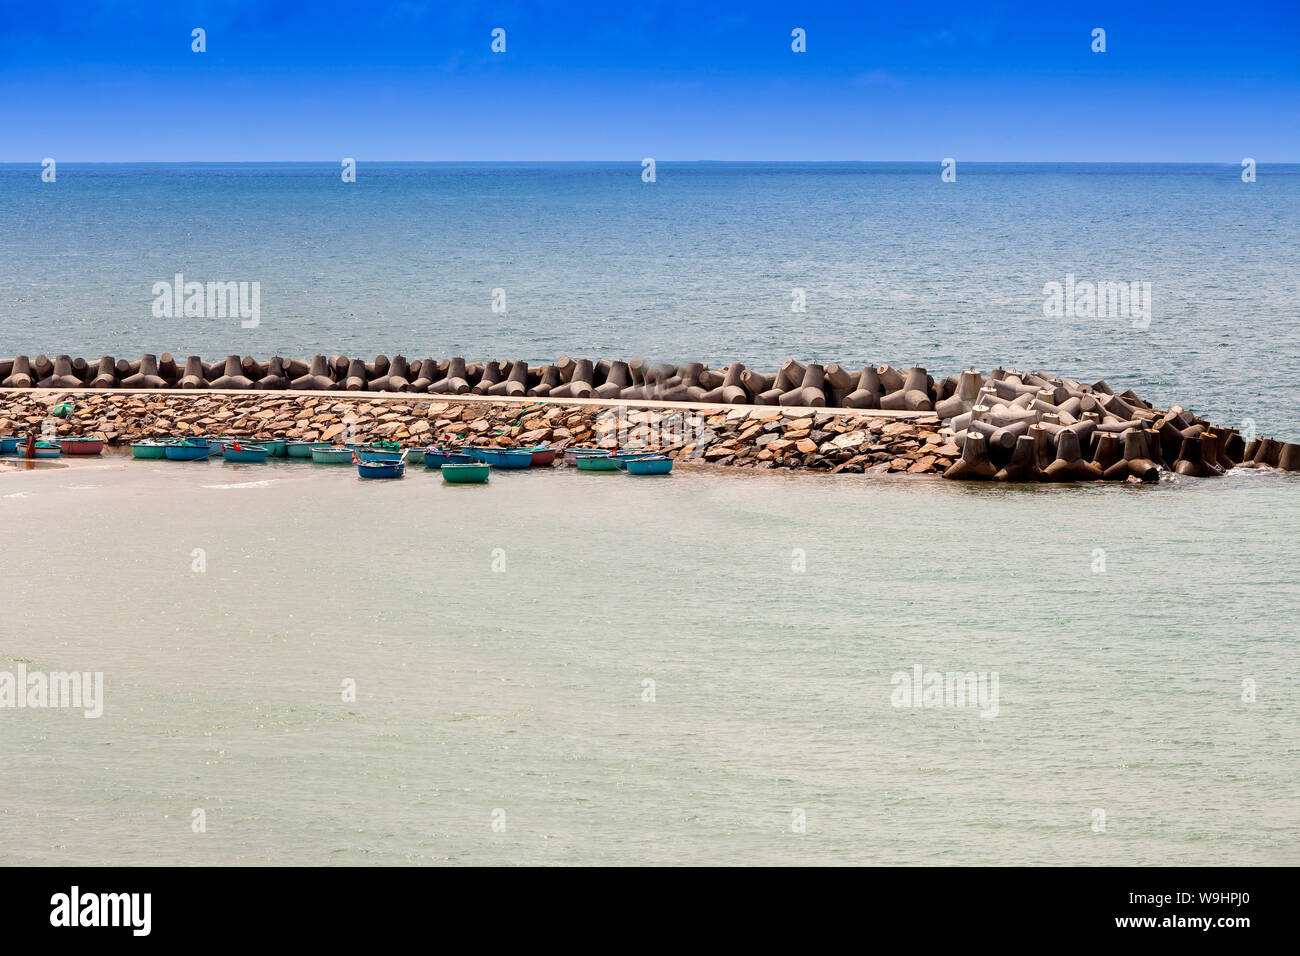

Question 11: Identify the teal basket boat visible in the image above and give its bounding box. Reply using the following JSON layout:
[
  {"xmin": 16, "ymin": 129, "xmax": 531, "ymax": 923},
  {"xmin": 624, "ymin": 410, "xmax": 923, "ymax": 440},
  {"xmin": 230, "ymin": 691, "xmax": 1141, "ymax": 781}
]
[
  {"xmin": 576, "ymin": 454, "xmax": 621, "ymax": 472},
  {"xmin": 311, "ymin": 446, "xmax": 354, "ymax": 464},
  {"xmin": 286, "ymin": 441, "xmax": 329, "ymax": 458},
  {"xmin": 441, "ymin": 463, "xmax": 490, "ymax": 484},
  {"xmin": 33, "ymin": 440, "xmax": 62, "ymax": 459},
  {"xmin": 223, "ymin": 442, "xmax": 269, "ymax": 463},
  {"xmin": 130, "ymin": 441, "xmax": 169, "ymax": 459}
]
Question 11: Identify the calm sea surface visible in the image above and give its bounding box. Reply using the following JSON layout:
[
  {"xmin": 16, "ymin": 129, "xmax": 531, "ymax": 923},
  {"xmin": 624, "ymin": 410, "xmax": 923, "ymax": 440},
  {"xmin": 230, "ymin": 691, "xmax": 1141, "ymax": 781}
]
[
  {"xmin": 1, "ymin": 162, "xmax": 1298, "ymax": 437},
  {"xmin": 1, "ymin": 457, "xmax": 1297, "ymax": 865},
  {"xmin": 1, "ymin": 163, "xmax": 1297, "ymax": 865}
]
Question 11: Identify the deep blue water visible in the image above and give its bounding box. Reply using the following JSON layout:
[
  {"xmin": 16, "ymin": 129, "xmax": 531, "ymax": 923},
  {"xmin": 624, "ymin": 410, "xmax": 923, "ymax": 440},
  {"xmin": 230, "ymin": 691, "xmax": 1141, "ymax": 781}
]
[{"xmin": 2, "ymin": 162, "xmax": 1297, "ymax": 436}]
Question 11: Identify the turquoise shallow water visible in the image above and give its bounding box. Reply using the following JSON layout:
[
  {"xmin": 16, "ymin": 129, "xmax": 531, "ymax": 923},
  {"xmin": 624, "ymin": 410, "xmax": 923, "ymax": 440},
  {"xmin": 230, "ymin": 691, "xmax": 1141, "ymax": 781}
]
[
  {"xmin": 1, "ymin": 456, "xmax": 1296, "ymax": 865},
  {"xmin": 2, "ymin": 162, "xmax": 1299, "ymax": 437}
]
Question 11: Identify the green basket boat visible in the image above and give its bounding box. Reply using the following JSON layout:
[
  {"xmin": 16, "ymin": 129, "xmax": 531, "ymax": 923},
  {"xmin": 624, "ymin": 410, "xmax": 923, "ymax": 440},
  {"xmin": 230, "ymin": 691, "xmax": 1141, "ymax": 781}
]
[
  {"xmin": 286, "ymin": 441, "xmax": 329, "ymax": 458},
  {"xmin": 311, "ymin": 445, "xmax": 354, "ymax": 464},
  {"xmin": 131, "ymin": 441, "xmax": 169, "ymax": 459},
  {"xmin": 260, "ymin": 439, "xmax": 288, "ymax": 457},
  {"xmin": 575, "ymin": 454, "xmax": 622, "ymax": 472},
  {"xmin": 441, "ymin": 463, "xmax": 490, "ymax": 484}
]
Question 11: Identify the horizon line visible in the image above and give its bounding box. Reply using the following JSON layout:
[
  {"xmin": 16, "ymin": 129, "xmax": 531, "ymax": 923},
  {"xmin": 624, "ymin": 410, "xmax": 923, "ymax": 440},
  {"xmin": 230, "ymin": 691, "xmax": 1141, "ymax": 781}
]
[{"xmin": 2, "ymin": 158, "xmax": 1293, "ymax": 166}]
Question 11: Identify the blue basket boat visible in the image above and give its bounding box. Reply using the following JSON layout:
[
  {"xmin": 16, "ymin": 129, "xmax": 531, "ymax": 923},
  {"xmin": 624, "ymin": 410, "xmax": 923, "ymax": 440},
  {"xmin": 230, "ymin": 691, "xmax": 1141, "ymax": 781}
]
[
  {"xmin": 357, "ymin": 452, "xmax": 407, "ymax": 479},
  {"xmin": 355, "ymin": 449, "xmax": 404, "ymax": 463},
  {"xmin": 624, "ymin": 455, "xmax": 674, "ymax": 475},
  {"xmin": 424, "ymin": 448, "xmax": 475, "ymax": 468},
  {"xmin": 0, "ymin": 437, "xmax": 20, "ymax": 455},
  {"xmin": 164, "ymin": 440, "xmax": 210, "ymax": 461},
  {"xmin": 33, "ymin": 440, "xmax": 62, "ymax": 459},
  {"xmin": 479, "ymin": 448, "xmax": 534, "ymax": 469},
  {"xmin": 222, "ymin": 442, "xmax": 269, "ymax": 463},
  {"xmin": 611, "ymin": 450, "xmax": 660, "ymax": 470}
]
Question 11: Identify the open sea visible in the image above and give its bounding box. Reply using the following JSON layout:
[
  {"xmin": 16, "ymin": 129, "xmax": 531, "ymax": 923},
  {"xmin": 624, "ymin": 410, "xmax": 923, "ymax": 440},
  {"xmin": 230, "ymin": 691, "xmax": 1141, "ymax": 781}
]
[{"xmin": 1, "ymin": 163, "xmax": 1297, "ymax": 865}]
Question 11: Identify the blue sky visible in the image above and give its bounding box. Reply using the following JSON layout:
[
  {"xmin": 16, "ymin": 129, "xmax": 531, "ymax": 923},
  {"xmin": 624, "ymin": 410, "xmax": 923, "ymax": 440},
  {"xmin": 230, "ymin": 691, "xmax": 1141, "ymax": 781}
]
[{"xmin": 1, "ymin": 1, "xmax": 1297, "ymax": 161}]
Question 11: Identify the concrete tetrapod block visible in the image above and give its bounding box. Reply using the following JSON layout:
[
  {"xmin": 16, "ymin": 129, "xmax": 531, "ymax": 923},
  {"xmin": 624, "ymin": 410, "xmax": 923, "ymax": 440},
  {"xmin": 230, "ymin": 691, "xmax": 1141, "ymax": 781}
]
[
  {"xmin": 1102, "ymin": 429, "xmax": 1159, "ymax": 482},
  {"xmin": 32, "ymin": 355, "xmax": 53, "ymax": 381},
  {"xmin": 291, "ymin": 356, "xmax": 336, "ymax": 390},
  {"xmin": 1223, "ymin": 430, "xmax": 1246, "ymax": 465},
  {"xmin": 844, "ymin": 367, "xmax": 883, "ymax": 410},
  {"xmin": 875, "ymin": 364, "xmax": 904, "ymax": 394},
  {"xmin": 617, "ymin": 359, "xmax": 646, "ymax": 400},
  {"xmin": 410, "ymin": 359, "xmax": 440, "ymax": 392},
  {"xmin": 88, "ymin": 356, "xmax": 118, "ymax": 388},
  {"xmin": 1278, "ymin": 443, "xmax": 1300, "ymax": 472},
  {"xmin": 157, "ymin": 353, "xmax": 179, "ymax": 384},
  {"xmin": 679, "ymin": 362, "xmax": 710, "ymax": 402},
  {"xmin": 1200, "ymin": 432, "xmax": 1227, "ymax": 476},
  {"xmin": 471, "ymin": 360, "xmax": 502, "ymax": 395},
  {"xmin": 210, "ymin": 354, "xmax": 254, "ymax": 389},
  {"xmin": 429, "ymin": 357, "xmax": 470, "ymax": 395},
  {"xmin": 1093, "ymin": 432, "xmax": 1123, "ymax": 476},
  {"xmin": 552, "ymin": 359, "xmax": 595, "ymax": 399},
  {"xmin": 943, "ymin": 430, "xmax": 998, "ymax": 480},
  {"xmin": 594, "ymin": 361, "xmax": 631, "ymax": 400},
  {"xmin": 1043, "ymin": 428, "xmax": 1102, "ymax": 482},
  {"xmin": 779, "ymin": 364, "xmax": 827, "ymax": 407},
  {"xmin": 255, "ymin": 356, "xmax": 290, "ymax": 390},
  {"xmin": 1172, "ymin": 436, "xmax": 1213, "ymax": 477},
  {"xmin": 39, "ymin": 354, "xmax": 82, "ymax": 388},
  {"xmin": 774, "ymin": 359, "xmax": 806, "ymax": 393},
  {"xmin": 824, "ymin": 363, "xmax": 857, "ymax": 406},
  {"xmin": 178, "ymin": 356, "xmax": 207, "ymax": 388},
  {"xmin": 339, "ymin": 358, "xmax": 366, "ymax": 391},
  {"xmin": 740, "ymin": 368, "xmax": 774, "ymax": 400},
  {"xmin": 1252, "ymin": 438, "xmax": 1282, "ymax": 467},
  {"xmin": 484, "ymin": 360, "xmax": 529, "ymax": 398},
  {"xmin": 700, "ymin": 363, "xmax": 748, "ymax": 404},
  {"xmin": 373, "ymin": 355, "xmax": 412, "ymax": 392},
  {"xmin": 532, "ymin": 364, "xmax": 560, "ymax": 398},
  {"xmin": 121, "ymin": 354, "xmax": 168, "ymax": 388},
  {"xmin": 994, "ymin": 434, "xmax": 1044, "ymax": 482}
]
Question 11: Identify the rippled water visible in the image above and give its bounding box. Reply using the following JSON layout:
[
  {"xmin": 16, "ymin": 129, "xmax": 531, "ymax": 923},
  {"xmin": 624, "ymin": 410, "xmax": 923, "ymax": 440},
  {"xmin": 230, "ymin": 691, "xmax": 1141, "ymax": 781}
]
[
  {"xmin": 2, "ymin": 162, "xmax": 1298, "ymax": 438},
  {"xmin": 2, "ymin": 456, "xmax": 1296, "ymax": 865}
]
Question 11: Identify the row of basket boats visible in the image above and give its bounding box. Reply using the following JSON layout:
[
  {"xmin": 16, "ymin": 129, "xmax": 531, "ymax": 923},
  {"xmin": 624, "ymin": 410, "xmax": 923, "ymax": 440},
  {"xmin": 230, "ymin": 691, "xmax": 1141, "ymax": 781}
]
[{"xmin": 0, "ymin": 435, "xmax": 674, "ymax": 481}]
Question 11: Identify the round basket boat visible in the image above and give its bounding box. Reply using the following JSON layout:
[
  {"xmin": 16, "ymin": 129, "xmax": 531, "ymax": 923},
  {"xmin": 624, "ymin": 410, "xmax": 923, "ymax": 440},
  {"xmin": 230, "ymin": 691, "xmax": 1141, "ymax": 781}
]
[
  {"xmin": 441, "ymin": 463, "xmax": 490, "ymax": 484},
  {"xmin": 624, "ymin": 455, "xmax": 673, "ymax": 476},
  {"xmin": 576, "ymin": 454, "xmax": 621, "ymax": 472},
  {"xmin": 130, "ymin": 441, "xmax": 169, "ymax": 459},
  {"xmin": 163, "ymin": 440, "xmax": 210, "ymax": 462},
  {"xmin": 310, "ymin": 446, "xmax": 354, "ymax": 464},
  {"xmin": 286, "ymin": 441, "xmax": 329, "ymax": 458},
  {"xmin": 424, "ymin": 448, "xmax": 475, "ymax": 468},
  {"xmin": 59, "ymin": 437, "xmax": 105, "ymax": 456},
  {"xmin": 223, "ymin": 443, "xmax": 270, "ymax": 463}
]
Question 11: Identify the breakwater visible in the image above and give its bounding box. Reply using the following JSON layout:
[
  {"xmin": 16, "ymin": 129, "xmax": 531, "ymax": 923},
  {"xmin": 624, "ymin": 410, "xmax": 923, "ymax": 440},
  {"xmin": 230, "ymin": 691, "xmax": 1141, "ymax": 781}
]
[{"xmin": 2, "ymin": 353, "xmax": 1295, "ymax": 481}]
